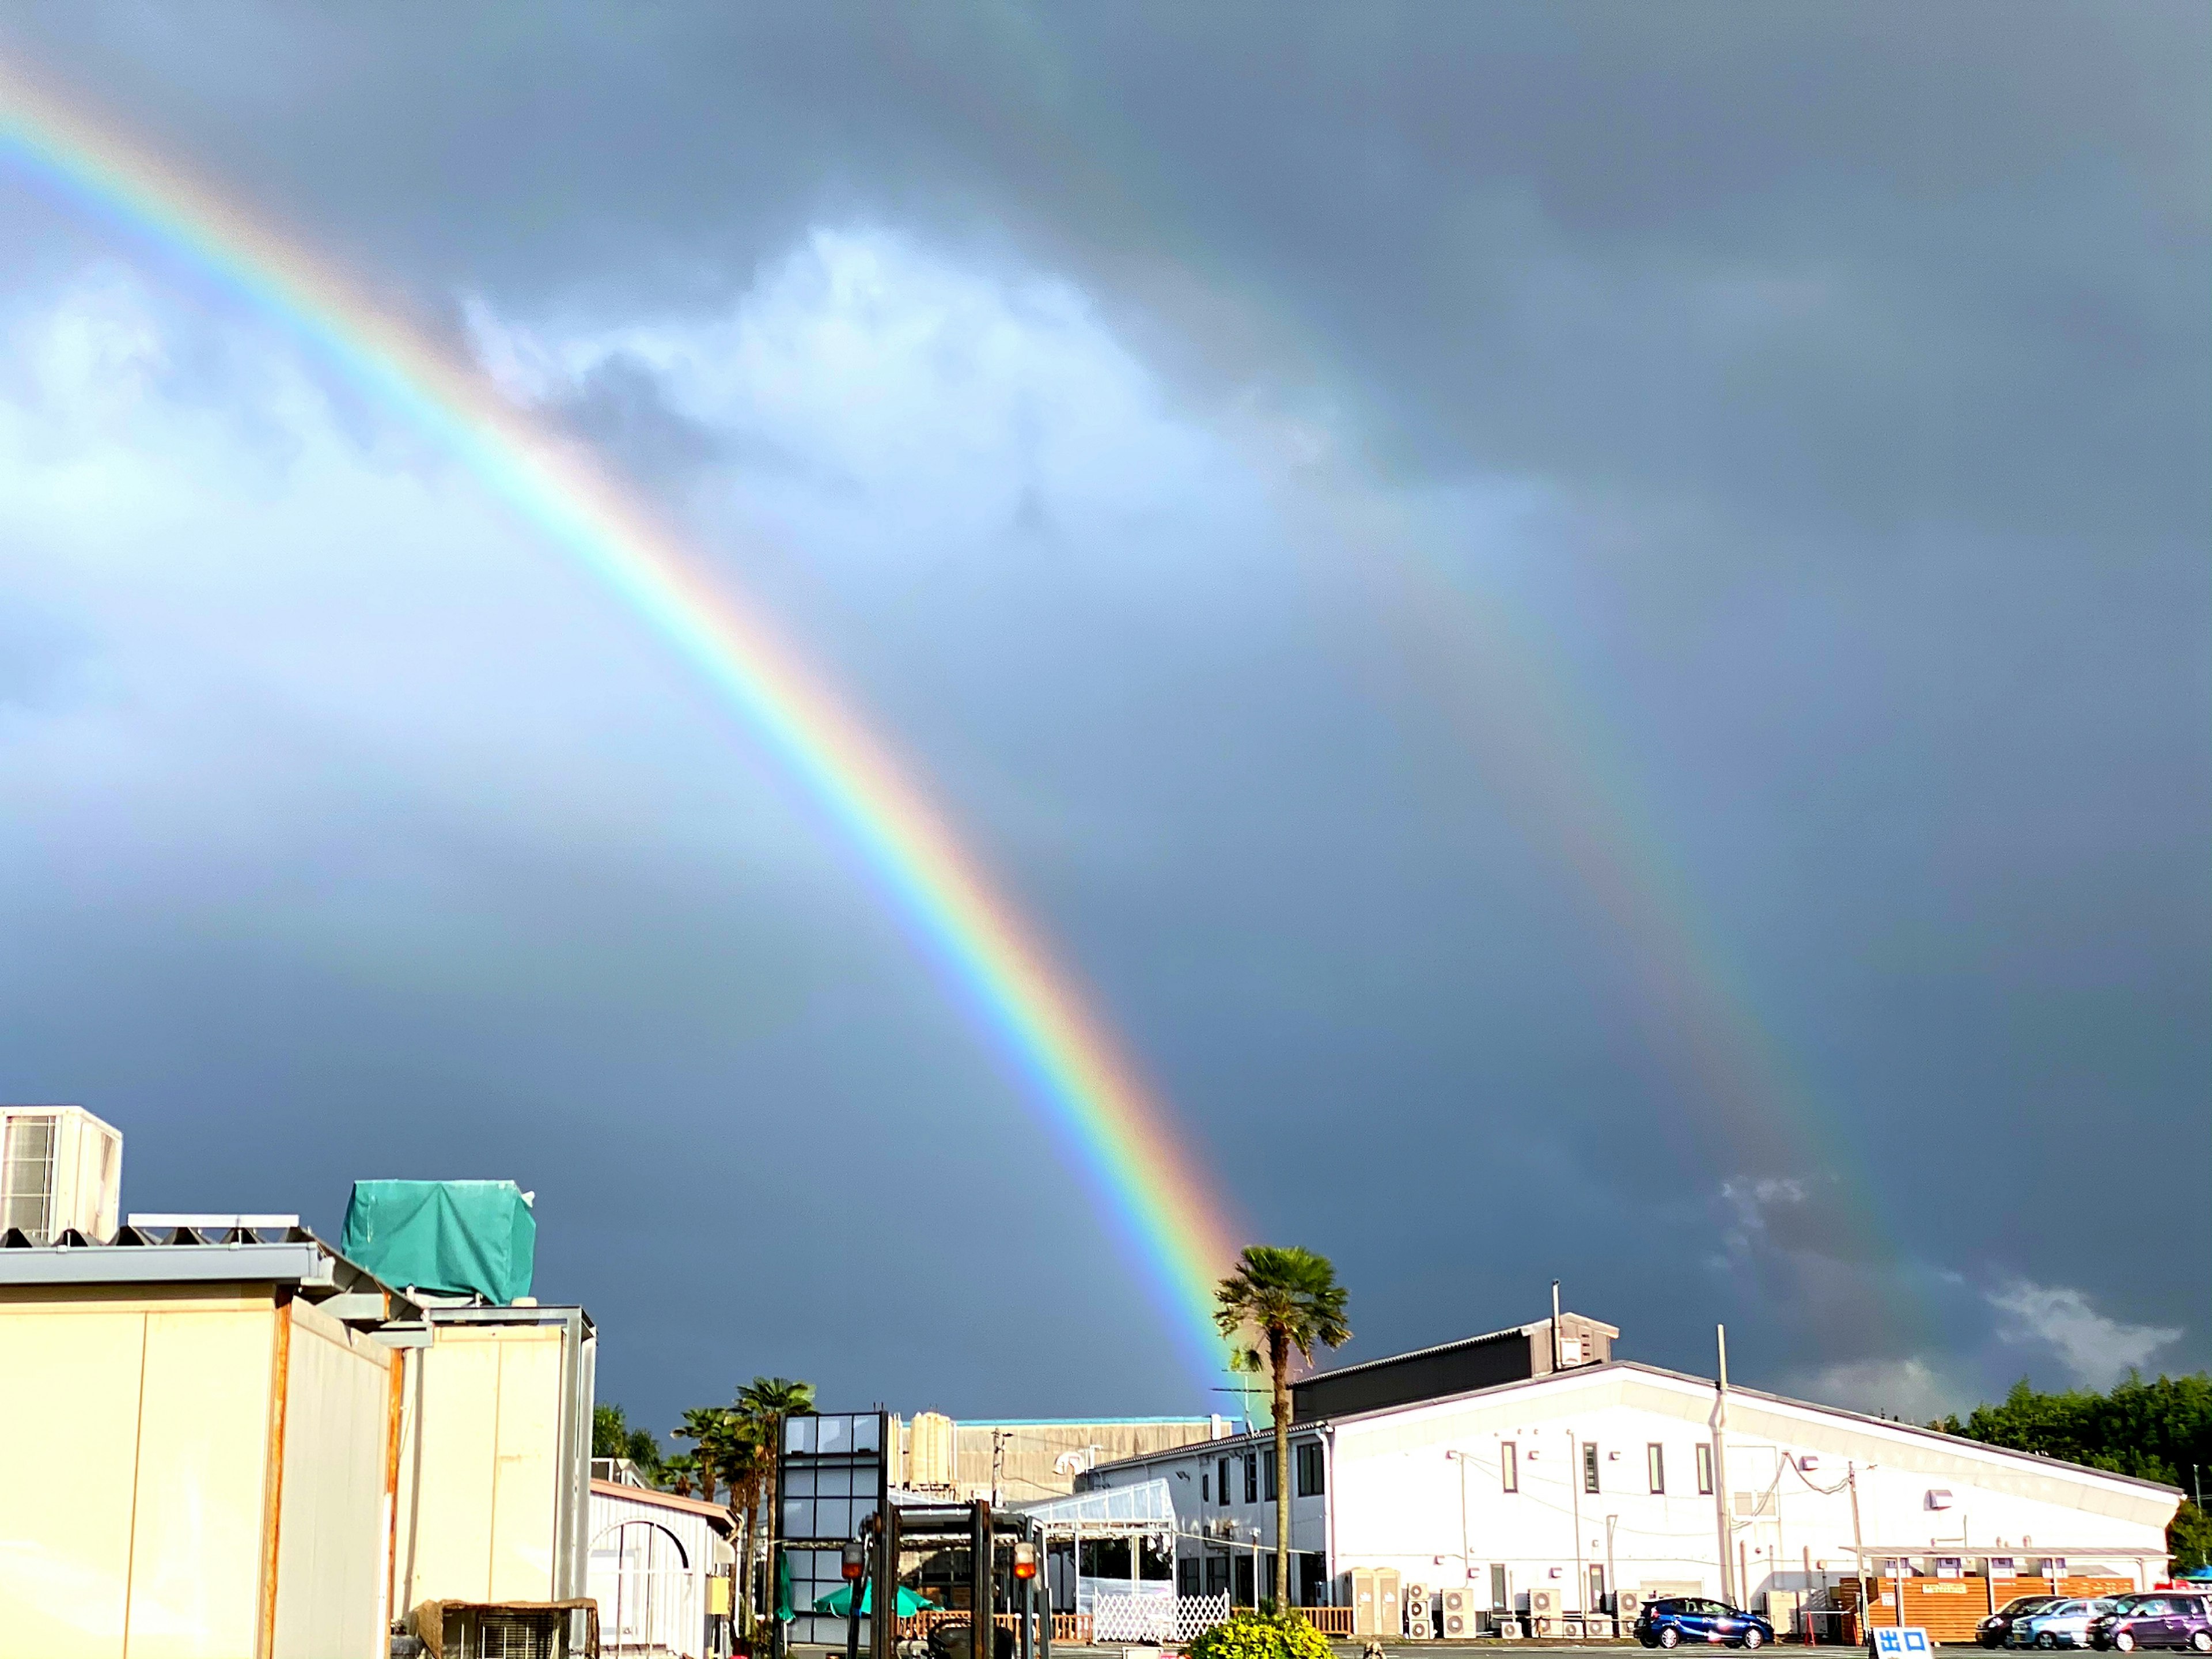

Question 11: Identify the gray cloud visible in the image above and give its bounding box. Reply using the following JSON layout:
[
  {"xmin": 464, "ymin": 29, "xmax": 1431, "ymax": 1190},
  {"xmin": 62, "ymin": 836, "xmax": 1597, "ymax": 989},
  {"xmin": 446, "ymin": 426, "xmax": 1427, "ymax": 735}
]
[{"xmin": 0, "ymin": 5, "xmax": 2203, "ymax": 1441}]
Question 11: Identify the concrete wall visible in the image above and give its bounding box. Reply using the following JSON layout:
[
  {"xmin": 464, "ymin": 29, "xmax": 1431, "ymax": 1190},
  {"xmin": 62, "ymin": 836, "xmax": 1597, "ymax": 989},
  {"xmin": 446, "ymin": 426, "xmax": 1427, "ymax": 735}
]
[
  {"xmin": 893, "ymin": 1417, "xmax": 1228, "ymax": 1502},
  {"xmin": 0, "ymin": 1283, "xmax": 393, "ymax": 1659}
]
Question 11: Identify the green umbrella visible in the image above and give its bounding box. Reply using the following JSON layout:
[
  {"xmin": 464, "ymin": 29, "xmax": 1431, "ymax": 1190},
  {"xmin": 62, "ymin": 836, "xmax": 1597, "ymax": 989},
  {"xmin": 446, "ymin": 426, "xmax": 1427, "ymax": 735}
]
[{"xmin": 811, "ymin": 1583, "xmax": 940, "ymax": 1617}]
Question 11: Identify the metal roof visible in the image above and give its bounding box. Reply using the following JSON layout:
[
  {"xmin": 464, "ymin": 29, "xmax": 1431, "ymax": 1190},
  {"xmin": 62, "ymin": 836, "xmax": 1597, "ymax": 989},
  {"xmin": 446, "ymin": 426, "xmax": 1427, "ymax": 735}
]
[
  {"xmin": 0, "ymin": 1219, "xmax": 424, "ymax": 1322},
  {"xmin": 1088, "ymin": 1359, "xmax": 2181, "ymax": 1500},
  {"xmin": 1296, "ymin": 1310, "xmax": 1620, "ymax": 1387}
]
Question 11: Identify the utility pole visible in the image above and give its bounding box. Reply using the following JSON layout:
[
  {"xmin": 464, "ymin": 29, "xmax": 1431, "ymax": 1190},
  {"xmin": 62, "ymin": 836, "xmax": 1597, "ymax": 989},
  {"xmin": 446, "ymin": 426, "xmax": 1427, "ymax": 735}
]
[
  {"xmin": 993, "ymin": 1430, "xmax": 1007, "ymax": 1510},
  {"xmin": 1551, "ymin": 1281, "xmax": 1563, "ymax": 1372},
  {"xmin": 1714, "ymin": 1325, "xmax": 1736, "ymax": 1607},
  {"xmin": 1847, "ymin": 1462, "xmax": 1869, "ymax": 1652}
]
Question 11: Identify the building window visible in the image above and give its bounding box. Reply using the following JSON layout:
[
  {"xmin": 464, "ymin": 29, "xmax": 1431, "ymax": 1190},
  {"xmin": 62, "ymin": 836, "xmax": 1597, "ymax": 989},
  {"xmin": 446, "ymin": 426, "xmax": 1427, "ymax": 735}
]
[
  {"xmin": 1491, "ymin": 1563, "xmax": 1509, "ymax": 1609},
  {"xmin": 1244, "ymin": 1453, "xmax": 1259, "ymax": 1503},
  {"xmin": 1181, "ymin": 1559, "xmax": 1200, "ymax": 1596},
  {"xmin": 1297, "ymin": 1551, "xmax": 1328, "ymax": 1608},
  {"xmin": 1296, "ymin": 1442, "xmax": 1325, "ymax": 1497},
  {"xmin": 1696, "ymin": 1444, "xmax": 1714, "ymax": 1495},
  {"xmin": 1264, "ymin": 1453, "xmax": 1278, "ymax": 1502},
  {"xmin": 1218, "ymin": 1457, "xmax": 1231, "ymax": 1506},
  {"xmin": 1202, "ymin": 1472, "xmax": 1211, "ymax": 1503},
  {"xmin": 1583, "ymin": 1443, "xmax": 1600, "ymax": 1494},
  {"xmin": 1501, "ymin": 1441, "xmax": 1518, "ymax": 1493},
  {"xmin": 1588, "ymin": 1565, "xmax": 1606, "ymax": 1613},
  {"xmin": 1647, "ymin": 1444, "xmax": 1665, "ymax": 1494}
]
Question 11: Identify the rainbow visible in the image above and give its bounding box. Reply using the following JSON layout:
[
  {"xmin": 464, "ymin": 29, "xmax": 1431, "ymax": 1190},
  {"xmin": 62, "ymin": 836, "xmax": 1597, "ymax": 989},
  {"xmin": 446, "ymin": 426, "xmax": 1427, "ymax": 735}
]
[{"xmin": 0, "ymin": 58, "xmax": 1243, "ymax": 1381}]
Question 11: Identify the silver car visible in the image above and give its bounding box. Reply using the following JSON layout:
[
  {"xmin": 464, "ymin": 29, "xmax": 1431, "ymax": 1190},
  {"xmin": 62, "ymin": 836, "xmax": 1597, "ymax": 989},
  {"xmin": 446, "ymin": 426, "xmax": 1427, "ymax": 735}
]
[{"xmin": 2013, "ymin": 1601, "xmax": 2124, "ymax": 1650}]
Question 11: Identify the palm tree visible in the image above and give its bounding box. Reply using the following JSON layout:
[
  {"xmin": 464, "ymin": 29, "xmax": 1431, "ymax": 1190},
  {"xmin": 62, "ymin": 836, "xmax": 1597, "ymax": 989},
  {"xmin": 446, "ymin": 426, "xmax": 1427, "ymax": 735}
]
[
  {"xmin": 733, "ymin": 1377, "xmax": 815, "ymax": 1641},
  {"xmin": 676, "ymin": 1406, "xmax": 734, "ymax": 1506},
  {"xmin": 1214, "ymin": 1245, "xmax": 1350, "ymax": 1614},
  {"xmin": 661, "ymin": 1450, "xmax": 701, "ymax": 1497}
]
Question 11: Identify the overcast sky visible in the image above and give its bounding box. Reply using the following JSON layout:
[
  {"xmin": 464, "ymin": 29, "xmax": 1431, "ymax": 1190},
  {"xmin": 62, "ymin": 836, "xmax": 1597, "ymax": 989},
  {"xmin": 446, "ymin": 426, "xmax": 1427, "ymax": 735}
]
[{"xmin": 1, "ymin": 5, "xmax": 2204, "ymax": 1446}]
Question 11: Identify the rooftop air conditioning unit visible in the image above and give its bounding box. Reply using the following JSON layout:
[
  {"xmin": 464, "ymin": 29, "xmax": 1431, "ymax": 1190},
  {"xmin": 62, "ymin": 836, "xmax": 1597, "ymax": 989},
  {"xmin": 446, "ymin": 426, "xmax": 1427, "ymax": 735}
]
[{"xmin": 0, "ymin": 1105, "xmax": 122, "ymax": 1244}]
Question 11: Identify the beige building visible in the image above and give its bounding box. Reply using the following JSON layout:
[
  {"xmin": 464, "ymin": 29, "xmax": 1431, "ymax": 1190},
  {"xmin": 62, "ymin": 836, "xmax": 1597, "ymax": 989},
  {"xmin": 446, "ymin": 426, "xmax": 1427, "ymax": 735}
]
[
  {"xmin": 893, "ymin": 1412, "xmax": 1232, "ymax": 1504},
  {"xmin": 0, "ymin": 1222, "xmax": 414, "ymax": 1659},
  {"xmin": 0, "ymin": 1220, "xmax": 597, "ymax": 1659}
]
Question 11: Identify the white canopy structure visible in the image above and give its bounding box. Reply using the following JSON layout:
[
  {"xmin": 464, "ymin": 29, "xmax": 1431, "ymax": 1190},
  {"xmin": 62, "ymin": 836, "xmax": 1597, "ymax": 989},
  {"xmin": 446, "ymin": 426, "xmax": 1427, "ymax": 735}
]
[{"xmin": 1017, "ymin": 1478, "xmax": 1177, "ymax": 1537}]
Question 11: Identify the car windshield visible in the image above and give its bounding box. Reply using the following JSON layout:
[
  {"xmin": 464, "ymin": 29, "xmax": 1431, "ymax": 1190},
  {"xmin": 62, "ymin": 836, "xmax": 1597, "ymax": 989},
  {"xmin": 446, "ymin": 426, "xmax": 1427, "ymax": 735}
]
[{"xmin": 2000, "ymin": 1599, "xmax": 2050, "ymax": 1615}]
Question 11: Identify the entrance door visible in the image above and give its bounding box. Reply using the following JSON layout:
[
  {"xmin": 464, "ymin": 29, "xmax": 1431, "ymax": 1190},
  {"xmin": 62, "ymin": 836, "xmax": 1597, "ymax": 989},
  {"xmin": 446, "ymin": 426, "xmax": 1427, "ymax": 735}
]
[{"xmin": 1234, "ymin": 1555, "xmax": 1256, "ymax": 1607}]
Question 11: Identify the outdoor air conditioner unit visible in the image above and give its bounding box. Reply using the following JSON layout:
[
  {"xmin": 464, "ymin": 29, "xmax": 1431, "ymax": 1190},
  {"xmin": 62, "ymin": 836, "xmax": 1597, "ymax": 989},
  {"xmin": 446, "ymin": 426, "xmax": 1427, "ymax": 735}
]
[
  {"xmin": 1616, "ymin": 1590, "xmax": 1646, "ymax": 1624},
  {"xmin": 1529, "ymin": 1589, "xmax": 1557, "ymax": 1619},
  {"xmin": 0, "ymin": 1105, "xmax": 121, "ymax": 1243},
  {"xmin": 1491, "ymin": 1613, "xmax": 1523, "ymax": 1640},
  {"xmin": 1584, "ymin": 1617, "xmax": 1615, "ymax": 1639},
  {"xmin": 1441, "ymin": 1592, "xmax": 1475, "ymax": 1639}
]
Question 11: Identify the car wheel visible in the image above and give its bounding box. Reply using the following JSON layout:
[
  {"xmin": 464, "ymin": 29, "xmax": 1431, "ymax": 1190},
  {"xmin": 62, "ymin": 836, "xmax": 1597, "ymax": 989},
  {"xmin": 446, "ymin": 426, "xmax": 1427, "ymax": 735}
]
[
  {"xmin": 1744, "ymin": 1629, "xmax": 1765, "ymax": 1650},
  {"xmin": 2039, "ymin": 1636, "xmax": 2059, "ymax": 1650},
  {"xmin": 2112, "ymin": 1635, "xmax": 2133, "ymax": 1653},
  {"xmin": 2190, "ymin": 1635, "xmax": 2211, "ymax": 1656},
  {"xmin": 1660, "ymin": 1627, "xmax": 1681, "ymax": 1649}
]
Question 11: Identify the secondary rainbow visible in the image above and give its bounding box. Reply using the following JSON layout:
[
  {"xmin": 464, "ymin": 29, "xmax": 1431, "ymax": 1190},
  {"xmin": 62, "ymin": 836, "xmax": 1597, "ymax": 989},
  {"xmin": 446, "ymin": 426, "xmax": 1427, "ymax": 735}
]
[{"xmin": 0, "ymin": 59, "xmax": 1242, "ymax": 1380}]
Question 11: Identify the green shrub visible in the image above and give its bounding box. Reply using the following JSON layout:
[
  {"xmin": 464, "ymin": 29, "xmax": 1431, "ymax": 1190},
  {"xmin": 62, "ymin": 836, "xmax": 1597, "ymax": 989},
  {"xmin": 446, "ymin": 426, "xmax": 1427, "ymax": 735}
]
[{"xmin": 1187, "ymin": 1609, "xmax": 1334, "ymax": 1659}]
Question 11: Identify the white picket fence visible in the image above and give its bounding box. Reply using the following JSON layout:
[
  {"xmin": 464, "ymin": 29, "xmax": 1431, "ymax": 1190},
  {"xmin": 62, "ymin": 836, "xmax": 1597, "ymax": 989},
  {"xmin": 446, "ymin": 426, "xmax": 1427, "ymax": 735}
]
[{"xmin": 1092, "ymin": 1593, "xmax": 1234, "ymax": 1644}]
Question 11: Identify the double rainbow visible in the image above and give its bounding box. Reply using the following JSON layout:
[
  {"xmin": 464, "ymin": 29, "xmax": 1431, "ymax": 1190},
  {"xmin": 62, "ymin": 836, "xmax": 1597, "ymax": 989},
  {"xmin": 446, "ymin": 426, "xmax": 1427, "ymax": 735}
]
[{"xmin": 0, "ymin": 59, "xmax": 1240, "ymax": 1380}]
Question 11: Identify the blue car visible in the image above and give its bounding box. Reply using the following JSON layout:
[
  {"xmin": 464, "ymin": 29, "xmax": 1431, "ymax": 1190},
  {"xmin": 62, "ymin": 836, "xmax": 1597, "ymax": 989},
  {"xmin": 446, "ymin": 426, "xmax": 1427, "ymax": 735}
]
[{"xmin": 1635, "ymin": 1596, "xmax": 1777, "ymax": 1649}]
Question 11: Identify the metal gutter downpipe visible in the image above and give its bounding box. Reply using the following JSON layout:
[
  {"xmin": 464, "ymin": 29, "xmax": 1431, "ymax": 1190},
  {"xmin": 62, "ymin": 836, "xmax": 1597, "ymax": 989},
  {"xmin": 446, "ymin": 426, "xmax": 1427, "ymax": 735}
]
[{"xmin": 1322, "ymin": 1422, "xmax": 1339, "ymax": 1606}]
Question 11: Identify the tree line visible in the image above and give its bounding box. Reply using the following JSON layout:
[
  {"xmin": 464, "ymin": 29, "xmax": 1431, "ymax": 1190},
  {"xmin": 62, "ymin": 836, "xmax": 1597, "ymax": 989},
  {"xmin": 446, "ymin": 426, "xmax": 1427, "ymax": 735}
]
[{"xmin": 1931, "ymin": 1372, "xmax": 2212, "ymax": 1571}]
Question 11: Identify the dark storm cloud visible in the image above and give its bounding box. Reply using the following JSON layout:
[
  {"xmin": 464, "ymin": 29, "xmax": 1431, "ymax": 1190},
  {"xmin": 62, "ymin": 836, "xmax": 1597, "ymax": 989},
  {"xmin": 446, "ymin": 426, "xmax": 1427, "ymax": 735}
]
[{"xmin": 0, "ymin": 3, "xmax": 2203, "ymax": 1439}]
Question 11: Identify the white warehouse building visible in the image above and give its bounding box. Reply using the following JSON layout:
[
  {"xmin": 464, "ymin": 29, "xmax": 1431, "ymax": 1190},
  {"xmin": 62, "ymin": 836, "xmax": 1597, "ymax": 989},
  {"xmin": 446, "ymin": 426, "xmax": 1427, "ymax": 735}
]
[{"xmin": 1084, "ymin": 1312, "xmax": 2181, "ymax": 1631}]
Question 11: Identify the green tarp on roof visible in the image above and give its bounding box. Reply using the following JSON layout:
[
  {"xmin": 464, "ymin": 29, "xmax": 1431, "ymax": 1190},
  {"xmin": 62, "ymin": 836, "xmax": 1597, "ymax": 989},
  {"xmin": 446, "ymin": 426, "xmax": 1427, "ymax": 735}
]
[{"xmin": 340, "ymin": 1179, "xmax": 536, "ymax": 1304}]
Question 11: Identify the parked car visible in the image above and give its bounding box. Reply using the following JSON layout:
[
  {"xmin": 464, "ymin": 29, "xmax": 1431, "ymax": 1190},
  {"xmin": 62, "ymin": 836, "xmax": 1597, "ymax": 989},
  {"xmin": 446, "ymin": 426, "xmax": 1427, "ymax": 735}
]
[
  {"xmin": 2010, "ymin": 1599, "xmax": 2122, "ymax": 1649},
  {"xmin": 2090, "ymin": 1593, "xmax": 2212, "ymax": 1652},
  {"xmin": 1635, "ymin": 1596, "xmax": 1777, "ymax": 1649},
  {"xmin": 1984, "ymin": 1597, "xmax": 2065, "ymax": 1647}
]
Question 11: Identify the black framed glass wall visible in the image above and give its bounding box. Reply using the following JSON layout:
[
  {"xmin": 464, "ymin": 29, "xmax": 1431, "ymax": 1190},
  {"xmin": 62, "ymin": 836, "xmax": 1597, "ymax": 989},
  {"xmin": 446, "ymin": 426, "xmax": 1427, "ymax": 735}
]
[{"xmin": 778, "ymin": 1411, "xmax": 888, "ymax": 1648}]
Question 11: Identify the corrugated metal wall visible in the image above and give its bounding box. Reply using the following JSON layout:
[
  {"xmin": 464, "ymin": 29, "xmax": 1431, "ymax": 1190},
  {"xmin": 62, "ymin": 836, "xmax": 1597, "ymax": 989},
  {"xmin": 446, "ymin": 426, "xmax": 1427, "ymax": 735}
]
[
  {"xmin": 271, "ymin": 1300, "xmax": 393, "ymax": 1658},
  {"xmin": 395, "ymin": 1322, "xmax": 569, "ymax": 1616}
]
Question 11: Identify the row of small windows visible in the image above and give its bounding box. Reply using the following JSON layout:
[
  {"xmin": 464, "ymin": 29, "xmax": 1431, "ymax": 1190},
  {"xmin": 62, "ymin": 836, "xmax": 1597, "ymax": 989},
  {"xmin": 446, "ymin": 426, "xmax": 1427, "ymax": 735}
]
[
  {"xmin": 1198, "ymin": 1444, "xmax": 1327, "ymax": 1503},
  {"xmin": 1498, "ymin": 1440, "xmax": 1715, "ymax": 1497}
]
